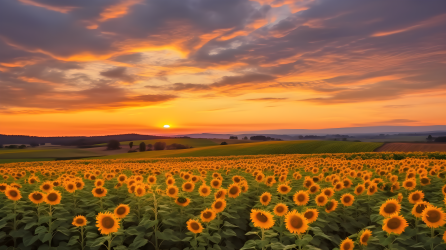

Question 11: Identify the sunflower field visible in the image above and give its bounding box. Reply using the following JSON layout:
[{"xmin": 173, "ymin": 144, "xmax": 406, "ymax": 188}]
[{"xmin": 1, "ymin": 152, "xmax": 446, "ymax": 250}]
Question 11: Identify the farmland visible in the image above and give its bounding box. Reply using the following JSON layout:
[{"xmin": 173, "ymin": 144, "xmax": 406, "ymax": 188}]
[
  {"xmin": 93, "ymin": 138, "xmax": 221, "ymax": 148},
  {"xmin": 1, "ymin": 152, "xmax": 445, "ymax": 250},
  {"xmin": 376, "ymin": 143, "xmax": 446, "ymax": 152}
]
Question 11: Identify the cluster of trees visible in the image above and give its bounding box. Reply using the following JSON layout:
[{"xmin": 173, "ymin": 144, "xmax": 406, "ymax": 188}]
[
  {"xmin": 0, "ymin": 144, "xmax": 27, "ymax": 149},
  {"xmin": 229, "ymin": 136, "xmax": 249, "ymax": 140},
  {"xmin": 107, "ymin": 140, "xmax": 191, "ymax": 152},
  {"xmin": 250, "ymin": 136, "xmax": 281, "ymax": 141},
  {"xmin": 429, "ymin": 135, "xmax": 446, "ymax": 142}
]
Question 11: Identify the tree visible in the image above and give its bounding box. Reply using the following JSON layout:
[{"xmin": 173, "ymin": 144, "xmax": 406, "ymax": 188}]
[
  {"xmin": 427, "ymin": 135, "xmax": 433, "ymax": 142},
  {"xmin": 139, "ymin": 142, "xmax": 146, "ymax": 152},
  {"xmin": 434, "ymin": 136, "xmax": 446, "ymax": 142},
  {"xmin": 229, "ymin": 136, "xmax": 238, "ymax": 139},
  {"xmin": 342, "ymin": 138, "xmax": 347, "ymax": 141},
  {"xmin": 107, "ymin": 140, "xmax": 121, "ymax": 150},
  {"xmin": 30, "ymin": 142, "xmax": 39, "ymax": 147},
  {"xmin": 129, "ymin": 142, "xmax": 133, "ymax": 149},
  {"xmin": 220, "ymin": 142, "xmax": 228, "ymax": 145},
  {"xmin": 18, "ymin": 145, "xmax": 26, "ymax": 149},
  {"xmin": 154, "ymin": 142, "xmax": 166, "ymax": 150},
  {"xmin": 243, "ymin": 136, "xmax": 248, "ymax": 140}
]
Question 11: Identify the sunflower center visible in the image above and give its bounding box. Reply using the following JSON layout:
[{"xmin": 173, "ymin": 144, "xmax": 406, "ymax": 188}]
[
  {"xmin": 119, "ymin": 177, "xmax": 125, "ymax": 181},
  {"xmin": 75, "ymin": 218, "xmax": 84, "ymax": 225},
  {"xmin": 262, "ymin": 195, "xmax": 269, "ymax": 202},
  {"xmin": 177, "ymin": 197, "xmax": 187, "ymax": 204},
  {"xmin": 32, "ymin": 193, "xmax": 43, "ymax": 200},
  {"xmin": 415, "ymin": 203, "xmax": 427, "ymax": 214},
  {"xmin": 297, "ymin": 194, "xmax": 306, "ymax": 202},
  {"xmin": 101, "ymin": 216, "xmax": 115, "ymax": 229},
  {"xmin": 412, "ymin": 193, "xmax": 420, "ymax": 201},
  {"xmin": 68, "ymin": 184, "xmax": 74, "ymax": 189},
  {"xmin": 201, "ymin": 187, "xmax": 209, "ymax": 194},
  {"xmin": 0, "ymin": 186, "xmax": 6, "ymax": 191},
  {"xmin": 406, "ymin": 182, "xmax": 413, "ymax": 187},
  {"xmin": 384, "ymin": 203, "xmax": 397, "ymax": 214},
  {"xmin": 343, "ymin": 196, "xmax": 351, "ymax": 203},
  {"xmin": 317, "ymin": 197, "xmax": 325, "ymax": 203},
  {"xmin": 30, "ymin": 179, "xmax": 36, "ymax": 184},
  {"xmin": 256, "ymin": 212, "xmax": 268, "ymax": 223},
  {"xmin": 304, "ymin": 211, "xmax": 314, "ymax": 220},
  {"xmin": 290, "ymin": 215, "xmax": 303, "ymax": 229},
  {"xmin": 185, "ymin": 183, "xmax": 192, "ymax": 189},
  {"xmin": 361, "ymin": 234, "xmax": 370, "ymax": 243},
  {"xmin": 47, "ymin": 193, "xmax": 58, "ymax": 201},
  {"xmin": 95, "ymin": 188, "xmax": 104, "ymax": 194},
  {"xmin": 212, "ymin": 180, "xmax": 219, "ymax": 186},
  {"xmin": 234, "ymin": 177, "xmax": 240, "ymax": 182},
  {"xmin": 342, "ymin": 242, "xmax": 352, "ymax": 250},
  {"xmin": 324, "ymin": 190, "xmax": 331, "ymax": 196},
  {"xmin": 386, "ymin": 217, "xmax": 401, "ymax": 229},
  {"xmin": 369, "ymin": 186, "xmax": 375, "ymax": 192},
  {"xmin": 9, "ymin": 190, "xmax": 18, "ymax": 197},
  {"xmin": 280, "ymin": 186, "xmax": 288, "ymax": 192},
  {"xmin": 76, "ymin": 182, "xmax": 82, "ymax": 188},
  {"xmin": 203, "ymin": 211, "xmax": 212, "ymax": 219},
  {"xmin": 168, "ymin": 188, "xmax": 176, "ymax": 194},
  {"xmin": 276, "ymin": 206, "xmax": 284, "ymax": 213},
  {"xmin": 191, "ymin": 222, "xmax": 200, "ymax": 230},
  {"xmin": 43, "ymin": 184, "xmax": 50, "ymax": 190},
  {"xmin": 149, "ymin": 178, "xmax": 154, "ymax": 182},
  {"xmin": 357, "ymin": 187, "xmax": 363, "ymax": 193},
  {"xmin": 421, "ymin": 178, "xmax": 429, "ymax": 184},
  {"xmin": 117, "ymin": 207, "xmax": 126, "ymax": 215},
  {"xmin": 426, "ymin": 210, "xmax": 441, "ymax": 223},
  {"xmin": 214, "ymin": 201, "xmax": 222, "ymax": 209},
  {"xmin": 229, "ymin": 186, "xmax": 238, "ymax": 195},
  {"xmin": 326, "ymin": 201, "xmax": 334, "ymax": 210}
]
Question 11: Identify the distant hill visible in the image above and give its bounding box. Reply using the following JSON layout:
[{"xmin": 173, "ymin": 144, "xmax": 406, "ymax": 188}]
[{"xmin": 0, "ymin": 134, "xmax": 170, "ymax": 146}]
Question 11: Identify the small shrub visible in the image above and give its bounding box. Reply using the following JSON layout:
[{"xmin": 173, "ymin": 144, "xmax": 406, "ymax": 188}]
[
  {"xmin": 107, "ymin": 140, "xmax": 121, "ymax": 150},
  {"xmin": 139, "ymin": 142, "xmax": 146, "ymax": 152},
  {"xmin": 221, "ymin": 142, "xmax": 228, "ymax": 145},
  {"xmin": 154, "ymin": 142, "xmax": 166, "ymax": 150}
]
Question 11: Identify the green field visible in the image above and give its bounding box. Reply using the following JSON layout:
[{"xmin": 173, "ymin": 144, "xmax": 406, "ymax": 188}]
[
  {"xmin": 92, "ymin": 140, "xmax": 383, "ymax": 159},
  {"xmin": 0, "ymin": 158, "xmax": 55, "ymax": 163},
  {"xmin": 0, "ymin": 148, "xmax": 102, "ymax": 160},
  {"xmin": 94, "ymin": 138, "xmax": 219, "ymax": 148}
]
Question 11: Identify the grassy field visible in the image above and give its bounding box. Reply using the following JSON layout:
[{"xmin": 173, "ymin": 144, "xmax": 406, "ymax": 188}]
[
  {"xmin": 92, "ymin": 140, "xmax": 383, "ymax": 159},
  {"xmin": 0, "ymin": 148, "xmax": 102, "ymax": 160},
  {"xmin": 94, "ymin": 138, "xmax": 219, "ymax": 148},
  {"xmin": 0, "ymin": 158, "xmax": 55, "ymax": 163}
]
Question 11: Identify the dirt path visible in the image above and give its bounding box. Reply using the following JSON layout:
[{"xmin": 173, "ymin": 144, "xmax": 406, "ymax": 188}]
[{"xmin": 376, "ymin": 143, "xmax": 446, "ymax": 152}]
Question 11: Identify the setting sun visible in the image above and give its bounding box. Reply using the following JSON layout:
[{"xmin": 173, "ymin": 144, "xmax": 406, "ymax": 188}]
[{"xmin": 163, "ymin": 125, "xmax": 170, "ymax": 128}]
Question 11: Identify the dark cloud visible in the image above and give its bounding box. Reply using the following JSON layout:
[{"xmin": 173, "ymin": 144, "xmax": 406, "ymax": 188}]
[{"xmin": 100, "ymin": 67, "xmax": 135, "ymax": 83}]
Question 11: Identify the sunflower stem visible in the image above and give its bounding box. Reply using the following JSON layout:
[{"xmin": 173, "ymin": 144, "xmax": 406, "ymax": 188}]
[
  {"xmin": 415, "ymin": 217, "xmax": 418, "ymax": 242},
  {"xmin": 431, "ymin": 228, "xmax": 435, "ymax": 250},
  {"xmin": 80, "ymin": 226, "xmax": 85, "ymax": 250},
  {"xmin": 13, "ymin": 201, "xmax": 17, "ymax": 249},
  {"xmin": 48, "ymin": 204, "xmax": 53, "ymax": 247},
  {"xmin": 261, "ymin": 228, "xmax": 265, "ymax": 250},
  {"xmin": 153, "ymin": 192, "xmax": 159, "ymax": 250}
]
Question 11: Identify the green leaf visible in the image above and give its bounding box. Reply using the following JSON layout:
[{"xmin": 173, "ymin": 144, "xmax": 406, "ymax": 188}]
[
  {"xmin": 86, "ymin": 232, "xmax": 99, "ymax": 239},
  {"xmin": 42, "ymin": 232, "xmax": 52, "ymax": 243},
  {"xmin": 223, "ymin": 221, "xmax": 238, "ymax": 228},
  {"xmin": 25, "ymin": 221, "xmax": 38, "ymax": 230},
  {"xmin": 370, "ymin": 214, "xmax": 383, "ymax": 223},
  {"xmin": 223, "ymin": 228, "xmax": 237, "ymax": 237},
  {"xmin": 139, "ymin": 219, "xmax": 158, "ymax": 229},
  {"xmin": 125, "ymin": 227, "xmax": 140, "ymax": 236},
  {"xmin": 240, "ymin": 240, "xmax": 257, "ymax": 250},
  {"xmin": 245, "ymin": 231, "xmax": 259, "ymax": 236},
  {"xmin": 35, "ymin": 226, "xmax": 48, "ymax": 235},
  {"xmin": 222, "ymin": 212, "xmax": 236, "ymax": 219},
  {"xmin": 114, "ymin": 246, "xmax": 128, "ymax": 250},
  {"xmin": 91, "ymin": 236, "xmax": 108, "ymax": 247},
  {"xmin": 67, "ymin": 235, "xmax": 80, "ymax": 246},
  {"xmin": 209, "ymin": 233, "xmax": 221, "ymax": 243},
  {"xmin": 57, "ymin": 227, "xmax": 71, "ymax": 236},
  {"xmin": 128, "ymin": 238, "xmax": 148, "ymax": 250},
  {"xmin": 23, "ymin": 233, "xmax": 39, "ymax": 247}
]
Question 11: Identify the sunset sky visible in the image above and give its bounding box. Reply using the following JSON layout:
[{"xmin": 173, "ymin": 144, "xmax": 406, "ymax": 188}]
[{"xmin": 0, "ymin": 0, "xmax": 445, "ymax": 136}]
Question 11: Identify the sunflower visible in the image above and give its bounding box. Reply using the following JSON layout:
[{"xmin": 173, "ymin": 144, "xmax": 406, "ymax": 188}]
[
  {"xmin": 308, "ymin": 184, "xmax": 320, "ymax": 194},
  {"xmin": 408, "ymin": 190, "xmax": 424, "ymax": 204},
  {"xmin": 354, "ymin": 184, "xmax": 365, "ymax": 195},
  {"xmin": 379, "ymin": 199, "xmax": 401, "ymax": 217},
  {"xmin": 166, "ymin": 185, "xmax": 179, "ymax": 198},
  {"xmin": 72, "ymin": 215, "xmax": 87, "ymax": 227},
  {"xmin": 334, "ymin": 182, "xmax": 344, "ymax": 191},
  {"xmin": 265, "ymin": 176, "xmax": 276, "ymax": 187},
  {"xmin": 187, "ymin": 219, "xmax": 203, "ymax": 234},
  {"xmin": 175, "ymin": 197, "xmax": 191, "ymax": 207},
  {"xmin": 303, "ymin": 209, "xmax": 319, "ymax": 223},
  {"xmin": 114, "ymin": 204, "xmax": 130, "ymax": 219},
  {"xmin": 147, "ymin": 175, "xmax": 157, "ymax": 185},
  {"xmin": 402, "ymin": 179, "xmax": 416, "ymax": 191},
  {"xmin": 94, "ymin": 179, "xmax": 104, "ymax": 187},
  {"xmin": 182, "ymin": 182, "xmax": 195, "ymax": 192},
  {"xmin": 260, "ymin": 192, "xmax": 272, "ymax": 206},
  {"xmin": 75, "ymin": 181, "xmax": 85, "ymax": 190},
  {"xmin": 341, "ymin": 193, "xmax": 354, "ymax": 207},
  {"xmin": 303, "ymin": 178, "xmax": 314, "ymax": 189},
  {"xmin": 315, "ymin": 193, "xmax": 328, "ymax": 206},
  {"xmin": 397, "ymin": 193, "xmax": 403, "ymax": 203},
  {"xmin": 285, "ymin": 210, "xmax": 308, "ymax": 234},
  {"xmin": 210, "ymin": 179, "xmax": 222, "ymax": 189},
  {"xmin": 166, "ymin": 177, "xmax": 175, "ymax": 186},
  {"xmin": 412, "ymin": 201, "xmax": 429, "ymax": 218},
  {"xmin": 274, "ymin": 203, "xmax": 288, "ymax": 217},
  {"xmin": 293, "ymin": 191, "xmax": 309, "ymax": 206},
  {"xmin": 442, "ymin": 184, "xmax": 446, "ymax": 196},
  {"xmin": 201, "ymin": 208, "xmax": 216, "ymax": 222},
  {"xmin": 0, "ymin": 183, "xmax": 8, "ymax": 192},
  {"xmin": 255, "ymin": 172, "xmax": 265, "ymax": 182},
  {"xmin": 134, "ymin": 186, "xmax": 146, "ymax": 197},
  {"xmin": 199, "ymin": 184, "xmax": 211, "ymax": 197},
  {"xmin": 214, "ymin": 189, "xmax": 227, "ymax": 200},
  {"xmin": 420, "ymin": 177, "xmax": 430, "ymax": 186},
  {"xmin": 212, "ymin": 199, "xmax": 227, "ymax": 213},
  {"xmin": 29, "ymin": 191, "xmax": 45, "ymax": 204},
  {"xmin": 342, "ymin": 179, "xmax": 353, "ymax": 189},
  {"xmin": 382, "ymin": 214, "xmax": 408, "ymax": 235},
  {"xmin": 5, "ymin": 186, "xmax": 22, "ymax": 201},
  {"xmin": 277, "ymin": 184, "xmax": 291, "ymax": 195},
  {"xmin": 325, "ymin": 199, "xmax": 338, "ymax": 213},
  {"xmin": 28, "ymin": 176, "xmax": 39, "ymax": 184},
  {"xmin": 40, "ymin": 181, "xmax": 53, "ymax": 193},
  {"xmin": 96, "ymin": 212, "xmax": 120, "ymax": 234},
  {"xmin": 250, "ymin": 209, "xmax": 275, "ymax": 229},
  {"xmin": 228, "ymin": 184, "xmax": 241, "ymax": 198},
  {"xmin": 367, "ymin": 184, "xmax": 377, "ymax": 195},
  {"xmin": 117, "ymin": 174, "xmax": 127, "ymax": 183},
  {"xmin": 359, "ymin": 229, "xmax": 372, "ymax": 246},
  {"xmin": 65, "ymin": 182, "xmax": 76, "ymax": 193},
  {"xmin": 45, "ymin": 190, "xmax": 62, "ymax": 205},
  {"xmin": 322, "ymin": 188, "xmax": 334, "ymax": 198},
  {"xmin": 340, "ymin": 238, "xmax": 354, "ymax": 250},
  {"xmin": 232, "ymin": 175, "xmax": 242, "ymax": 183},
  {"xmin": 92, "ymin": 187, "xmax": 107, "ymax": 198},
  {"xmin": 422, "ymin": 206, "xmax": 446, "ymax": 228}
]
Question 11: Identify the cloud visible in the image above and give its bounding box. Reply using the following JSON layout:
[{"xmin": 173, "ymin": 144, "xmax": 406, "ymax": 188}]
[
  {"xmin": 352, "ymin": 119, "xmax": 418, "ymax": 126},
  {"xmin": 244, "ymin": 98, "xmax": 288, "ymax": 102},
  {"xmin": 100, "ymin": 67, "xmax": 135, "ymax": 83}
]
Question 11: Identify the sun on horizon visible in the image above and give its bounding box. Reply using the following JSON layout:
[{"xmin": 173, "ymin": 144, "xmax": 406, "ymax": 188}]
[{"xmin": 163, "ymin": 125, "xmax": 170, "ymax": 128}]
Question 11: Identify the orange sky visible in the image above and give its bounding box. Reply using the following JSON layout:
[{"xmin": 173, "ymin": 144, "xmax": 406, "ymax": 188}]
[{"xmin": 1, "ymin": 0, "xmax": 445, "ymax": 136}]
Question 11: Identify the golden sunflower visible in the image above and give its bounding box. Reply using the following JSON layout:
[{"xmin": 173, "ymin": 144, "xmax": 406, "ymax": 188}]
[
  {"xmin": 28, "ymin": 191, "xmax": 45, "ymax": 204},
  {"xmin": 342, "ymin": 179, "xmax": 353, "ymax": 189},
  {"xmin": 303, "ymin": 178, "xmax": 314, "ymax": 189},
  {"xmin": 134, "ymin": 186, "xmax": 146, "ymax": 197},
  {"xmin": 72, "ymin": 215, "xmax": 87, "ymax": 227},
  {"xmin": 334, "ymin": 182, "xmax": 344, "ymax": 191},
  {"xmin": 96, "ymin": 212, "xmax": 119, "ymax": 234},
  {"xmin": 303, "ymin": 209, "xmax": 319, "ymax": 223},
  {"xmin": 228, "ymin": 184, "xmax": 241, "ymax": 198},
  {"xmin": 175, "ymin": 197, "xmax": 191, "ymax": 207},
  {"xmin": 354, "ymin": 184, "xmax": 365, "ymax": 195},
  {"xmin": 65, "ymin": 182, "xmax": 76, "ymax": 193},
  {"xmin": 201, "ymin": 208, "xmax": 216, "ymax": 222},
  {"xmin": 187, "ymin": 219, "xmax": 203, "ymax": 234},
  {"xmin": 322, "ymin": 188, "xmax": 334, "ymax": 198},
  {"xmin": 293, "ymin": 190, "xmax": 309, "ymax": 206},
  {"xmin": 210, "ymin": 179, "xmax": 222, "ymax": 189},
  {"xmin": 412, "ymin": 201, "xmax": 429, "ymax": 218},
  {"xmin": 259, "ymin": 192, "xmax": 272, "ymax": 206},
  {"xmin": 198, "ymin": 184, "xmax": 211, "ymax": 197},
  {"xmin": 75, "ymin": 181, "xmax": 85, "ymax": 190},
  {"xmin": 0, "ymin": 183, "xmax": 8, "ymax": 192},
  {"xmin": 379, "ymin": 199, "xmax": 401, "ymax": 217},
  {"xmin": 277, "ymin": 184, "xmax": 291, "ymax": 195},
  {"xmin": 147, "ymin": 175, "xmax": 156, "ymax": 185},
  {"xmin": 212, "ymin": 199, "xmax": 227, "ymax": 213},
  {"xmin": 250, "ymin": 209, "xmax": 275, "ymax": 229},
  {"xmin": 166, "ymin": 185, "xmax": 179, "ymax": 198},
  {"xmin": 214, "ymin": 189, "xmax": 227, "ymax": 200},
  {"xmin": 166, "ymin": 177, "xmax": 175, "ymax": 186},
  {"xmin": 114, "ymin": 204, "xmax": 130, "ymax": 219},
  {"xmin": 117, "ymin": 174, "xmax": 127, "ymax": 183},
  {"xmin": 382, "ymin": 213, "xmax": 408, "ymax": 235},
  {"xmin": 232, "ymin": 175, "xmax": 242, "ymax": 183},
  {"xmin": 92, "ymin": 187, "xmax": 107, "ymax": 198},
  {"xmin": 45, "ymin": 190, "xmax": 62, "ymax": 205},
  {"xmin": 308, "ymin": 184, "xmax": 320, "ymax": 194},
  {"xmin": 367, "ymin": 184, "xmax": 377, "ymax": 195},
  {"xmin": 285, "ymin": 210, "xmax": 308, "ymax": 234},
  {"xmin": 325, "ymin": 199, "xmax": 338, "ymax": 213},
  {"xmin": 40, "ymin": 181, "xmax": 53, "ymax": 193},
  {"xmin": 408, "ymin": 190, "xmax": 424, "ymax": 204},
  {"xmin": 340, "ymin": 238, "xmax": 354, "ymax": 250},
  {"xmin": 182, "ymin": 182, "xmax": 195, "ymax": 192},
  {"xmin": 442, "ymin": 184, "xmax": 446, "ymax": 196},
  {"xmin": 420, "ymin": 177, "xmax": 430, "ymax": 186},
  {"xmin": 402, "ymin": 179, "xmax": 416, "ymax": 191},
  {"xmin": 5, "ymin": 186, "xmax": 22, "ymax": 201},
  {"xmin": 359, "ymin": 229, "xmax": 372, "ymax": 246},
  {"xmin": 341, "ymin": 193, "xmax": 354, "ymax": 207},
  {"xmin": 273, "ymin": 203, "xmax": 288, "ymax": 217},
  {"xmin": 422, "ymin": 206, "xmax": 446, "ymax": 228},
  {"xmin": 94, "ymin": 179, "xmax": 104, "ymax": 187},
  {"xmin": 315, "ymin": 193, "xmax": 328, "ymax": 207}
]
